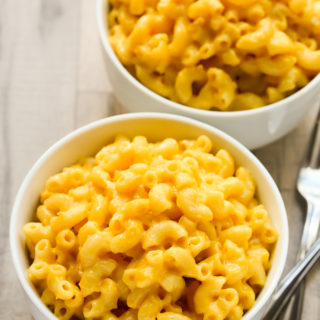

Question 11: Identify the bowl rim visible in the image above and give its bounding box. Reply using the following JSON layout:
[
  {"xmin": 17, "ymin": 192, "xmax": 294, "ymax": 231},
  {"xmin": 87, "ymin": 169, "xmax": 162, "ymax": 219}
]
[
  {"xmin": 96, "ymin": 0, "xmax": 320, "ymax": 117},
  {"xmin": 10, "ymin": 112, "xmax": 288, "ymax": 320}
]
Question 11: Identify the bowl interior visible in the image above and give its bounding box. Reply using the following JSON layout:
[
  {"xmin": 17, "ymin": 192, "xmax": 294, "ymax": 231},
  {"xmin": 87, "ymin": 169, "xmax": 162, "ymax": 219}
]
[{"xmin": 11, "ymin": 113, "xmax": 288, "ymax": 320}]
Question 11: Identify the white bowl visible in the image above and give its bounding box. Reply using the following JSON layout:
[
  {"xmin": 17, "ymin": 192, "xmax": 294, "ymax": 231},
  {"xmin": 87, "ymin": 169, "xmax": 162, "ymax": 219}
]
[
  {"xmin": 10, "ymin": 113, "xmax": 288, "ymax": 320},
  {"xmin": 97, "ymin": 0, "xmax": 320, "ymax": 149}
]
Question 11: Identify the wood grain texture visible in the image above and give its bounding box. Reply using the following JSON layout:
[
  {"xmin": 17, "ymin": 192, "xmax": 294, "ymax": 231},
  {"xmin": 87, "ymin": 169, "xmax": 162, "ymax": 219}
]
[{"xmin": 0, "ymin": 0, "xmax": 319, "ymax": 319}]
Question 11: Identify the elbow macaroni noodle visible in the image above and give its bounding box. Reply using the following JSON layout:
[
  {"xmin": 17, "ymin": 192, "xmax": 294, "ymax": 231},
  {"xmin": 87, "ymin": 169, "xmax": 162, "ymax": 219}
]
[
  {"xmin": 108, "ymin": 0, "xmax": 320, "ymax": 111},
  {"xmin": 24, "ymin": 135, "xmax": 278, "ymax": 319}
]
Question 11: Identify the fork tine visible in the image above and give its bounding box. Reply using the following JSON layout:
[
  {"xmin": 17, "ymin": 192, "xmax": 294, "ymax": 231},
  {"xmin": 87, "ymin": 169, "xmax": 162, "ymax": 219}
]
[{"xmin": 306, "ymin": 107, "xmax": 320, "ymax": 168}]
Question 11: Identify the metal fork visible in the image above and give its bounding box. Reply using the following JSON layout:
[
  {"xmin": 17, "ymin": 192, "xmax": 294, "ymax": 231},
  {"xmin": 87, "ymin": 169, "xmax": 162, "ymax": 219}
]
[
  {"xmin": 261, "ymin": 236, "xmax": 320, "ymax": 320},
  {"xmin": 286, "ymin": 108, "xmax": 320, "ymax": 320},
  {"xmin": 261, "ymin": 108, "xmax": 320, "ymax": 320}
]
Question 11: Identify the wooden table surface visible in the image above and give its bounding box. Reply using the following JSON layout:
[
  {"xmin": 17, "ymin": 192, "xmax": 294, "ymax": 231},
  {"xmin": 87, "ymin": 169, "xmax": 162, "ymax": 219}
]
[{"xmin": 0, "ymin": 0, "xmax": 319, "ymax": 319}]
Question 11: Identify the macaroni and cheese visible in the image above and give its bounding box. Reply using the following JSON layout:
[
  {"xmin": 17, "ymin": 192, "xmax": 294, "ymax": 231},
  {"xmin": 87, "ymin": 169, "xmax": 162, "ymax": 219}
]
[
  {"xmin": 24, "ymin": 135, "xmax": 278, "ymax": 319},
  {"xmin": 108, "ymin": 0, "xmax": 320, "ymax": 111}
]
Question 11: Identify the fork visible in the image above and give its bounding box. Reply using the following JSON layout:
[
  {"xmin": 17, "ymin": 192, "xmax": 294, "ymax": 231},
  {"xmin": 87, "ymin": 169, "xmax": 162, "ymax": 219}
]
[
  {"xmin": 261, "ymin": 236, "xmax": 320, "ymax": 320},
  {"xmin": 285, "ymin": 107, "xmax": 320, "ymax": 320},
  {"xmin": 261, "ymin": 108, "xmax": 320, "ymax": 320}
]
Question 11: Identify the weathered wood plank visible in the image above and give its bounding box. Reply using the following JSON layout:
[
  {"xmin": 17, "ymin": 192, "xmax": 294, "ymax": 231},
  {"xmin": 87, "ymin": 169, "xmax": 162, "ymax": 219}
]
[
  {"xmin": 75, "ymin": 91, "xmax": 118, "ymax": 128},
  {"xmin": 78, "ymin": 0, "xmax": 110, "ymax": 93},
  {"xmin": 0, "ymin": 0, "xmax": 81, "ymax": 318}
]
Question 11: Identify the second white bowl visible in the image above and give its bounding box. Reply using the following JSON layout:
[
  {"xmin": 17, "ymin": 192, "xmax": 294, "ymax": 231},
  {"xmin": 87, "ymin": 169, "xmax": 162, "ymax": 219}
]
[{"xmin": 97, "ymin": 0, "xmax": 320, "ymax": 149}]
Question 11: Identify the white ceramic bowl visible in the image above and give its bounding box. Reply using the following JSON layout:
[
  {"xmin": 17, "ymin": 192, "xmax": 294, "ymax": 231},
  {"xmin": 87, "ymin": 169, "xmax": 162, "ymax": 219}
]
[
  {"xmin": 97, "ymin": 0, "xmax": 320, "ymax": 149},
  {"xmin": 10, "ymin": 113, "xmax": 288, "ymax": 320}
]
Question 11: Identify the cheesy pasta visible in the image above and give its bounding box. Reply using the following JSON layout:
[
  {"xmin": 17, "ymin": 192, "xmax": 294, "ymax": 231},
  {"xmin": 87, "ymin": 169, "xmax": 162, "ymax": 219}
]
[
  {"xmin": 108, "ymin": 0, "xmax": 320, "ymax": 111},
  {"xmin": 24, "ymin": 135, "xmax": 278, "ymax": 319}
]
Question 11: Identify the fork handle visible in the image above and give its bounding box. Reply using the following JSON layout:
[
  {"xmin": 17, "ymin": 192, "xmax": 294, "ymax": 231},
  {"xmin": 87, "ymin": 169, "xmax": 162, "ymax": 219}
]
[
  {"xmin": 261, "ymin": 237, "xmax": 320, "ymax": 320},
  {"xmin": 285, "ymin": 202, "xmax": 320, "ymax": 320},
  {"xmin": 288, "ymin": 280, "xmax": 305, "ymax": 320}
]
